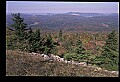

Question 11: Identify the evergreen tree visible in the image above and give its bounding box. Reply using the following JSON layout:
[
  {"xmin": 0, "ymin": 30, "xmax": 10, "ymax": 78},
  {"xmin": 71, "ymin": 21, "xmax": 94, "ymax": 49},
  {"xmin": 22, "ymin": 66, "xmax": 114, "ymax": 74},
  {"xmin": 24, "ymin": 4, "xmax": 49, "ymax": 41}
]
[
  {"xmin": 27, "ymin": 27, "xmax": 34, "ymax": 52},
  {"xmin": 75, "ymin": 39, "xmax": 85, "ymax": 54},
  {"xmin": 95, "ymin": 30, "xmax": 119, "ymax": 70},
  {"xmin": 11, "ymin": 13, "xmax": 27, "ymax": 40},
  {"xmin": 7, "ymin": 13, "xmax": 28, "ymax": 50},
  {"xmin": 27, "ymin": 29, "xmax": 42, "ymax": 53},
  {"xmin": 104, "ymin": 30, "xmax": 118, "ymax": 51},
  {"xmin": 63, "ymin": 37, "xmax": 87, "ymax": 62},
  {"xmin": 33, "ymin": 29, "xmax": 43, "ymax": 53},
  {"xmin": 75, "ymin": 38, "xmax": 87, "ymax": 61},
  {"xmin": 59, "ymin": 29, "xmax": 63, "ymax": 42},
  {"xmin": 43, "ymin": 33, "xmax": 57, "ymax": 55}
]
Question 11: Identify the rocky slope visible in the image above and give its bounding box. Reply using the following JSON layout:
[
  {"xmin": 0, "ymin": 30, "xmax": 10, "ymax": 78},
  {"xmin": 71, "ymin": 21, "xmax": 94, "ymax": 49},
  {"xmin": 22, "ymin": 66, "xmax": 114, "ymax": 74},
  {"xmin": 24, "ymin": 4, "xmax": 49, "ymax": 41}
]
[{"xmin": 6, "ymin": 50, "xmax": 118, "ymax": 77}]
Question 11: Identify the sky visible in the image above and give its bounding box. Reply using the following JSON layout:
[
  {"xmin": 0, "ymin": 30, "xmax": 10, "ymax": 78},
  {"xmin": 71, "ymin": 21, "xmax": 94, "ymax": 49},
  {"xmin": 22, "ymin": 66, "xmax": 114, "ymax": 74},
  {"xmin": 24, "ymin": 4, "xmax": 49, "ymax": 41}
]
[{"xmin": 6, "ymin": 1, "xmax": 119, "ymax": 14}]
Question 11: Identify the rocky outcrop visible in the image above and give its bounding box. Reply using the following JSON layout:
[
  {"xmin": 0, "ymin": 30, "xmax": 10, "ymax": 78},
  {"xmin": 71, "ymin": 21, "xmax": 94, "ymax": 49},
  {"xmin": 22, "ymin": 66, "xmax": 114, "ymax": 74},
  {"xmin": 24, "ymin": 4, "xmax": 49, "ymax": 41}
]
[{"xmin": 29, "ymin": 52, "xmax": 119, "ymax": 75}]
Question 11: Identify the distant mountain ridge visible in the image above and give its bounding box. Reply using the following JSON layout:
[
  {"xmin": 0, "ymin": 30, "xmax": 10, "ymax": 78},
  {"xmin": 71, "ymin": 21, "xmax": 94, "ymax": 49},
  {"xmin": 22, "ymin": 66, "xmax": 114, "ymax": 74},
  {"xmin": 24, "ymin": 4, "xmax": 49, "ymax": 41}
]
[
  {"xmin": 6, "ymin": 12, "xmax": 119, "ymax": 32},
  {"xmin": 65, "ymin": 12, "xmax": 108, "ymax": 17}
]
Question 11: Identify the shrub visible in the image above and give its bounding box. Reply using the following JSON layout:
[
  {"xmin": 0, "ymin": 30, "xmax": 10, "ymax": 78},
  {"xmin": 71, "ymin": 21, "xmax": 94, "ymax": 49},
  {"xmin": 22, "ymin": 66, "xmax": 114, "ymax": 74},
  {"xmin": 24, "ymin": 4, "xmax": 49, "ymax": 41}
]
[{"xmin": 64, "ymin": 53, "xmax": 79, "ymax": 61}]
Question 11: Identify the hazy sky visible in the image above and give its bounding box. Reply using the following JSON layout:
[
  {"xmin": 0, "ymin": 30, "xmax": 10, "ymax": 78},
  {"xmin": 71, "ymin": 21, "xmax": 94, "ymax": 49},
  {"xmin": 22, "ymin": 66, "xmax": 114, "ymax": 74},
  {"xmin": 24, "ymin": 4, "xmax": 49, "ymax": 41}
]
[{"xmin": 6, "ymin": 1, "xmax": 119, "ymax": 14}]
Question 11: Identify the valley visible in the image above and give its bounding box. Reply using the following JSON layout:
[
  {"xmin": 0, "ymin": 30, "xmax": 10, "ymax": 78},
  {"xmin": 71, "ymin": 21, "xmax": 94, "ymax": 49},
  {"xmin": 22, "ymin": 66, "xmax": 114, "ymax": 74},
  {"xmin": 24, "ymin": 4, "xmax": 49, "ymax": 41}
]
[{"xmin": 6, "ymin": 12, "xmax": 119, "ymax": 32}]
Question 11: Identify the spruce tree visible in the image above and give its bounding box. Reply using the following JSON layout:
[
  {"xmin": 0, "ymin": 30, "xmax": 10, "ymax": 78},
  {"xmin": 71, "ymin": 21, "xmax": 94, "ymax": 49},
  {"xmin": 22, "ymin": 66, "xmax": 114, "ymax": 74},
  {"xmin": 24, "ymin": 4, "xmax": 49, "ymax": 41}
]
[
  {"xmin": 8, "ymin": 13, "xmax": 27, "ymax": 50},
  {"xmin": 59, "ymin": 29, "xmax": 63, "ymax": 42},
  {"xmin": 104, "ymin": 30, "xmax": 118, "ymax": 51},
  {"xmin": 75, "ymin": 39, "xmax": 85, "ymax": 54},
  {"xmin": 43, "ymin": 33, "xmax": 57, "ymax": 55},
  {"xmin": 44, "ymin": 34, "xmax": 53, "ymax": 55},
  {"xmin": 33, "ymin": 29, "xmax": 43, "ymax": 52},
  {"xmin": 11, "ymin": 13, "xmax": 27, "ymax": 40},
  {"xmin": 74, "ymin": 37, "xmax": 88, "ymax": 62},
  {"xmin": 27, "ymin": 27, "xmax": 34, "ymax": 52},
  {"xmin": 96, "ymin": 30, "xmax": 119, "ymax": 70},
  {"xmin": 27, "ymin": 29, "xmax": 42, "ymax": 53}
]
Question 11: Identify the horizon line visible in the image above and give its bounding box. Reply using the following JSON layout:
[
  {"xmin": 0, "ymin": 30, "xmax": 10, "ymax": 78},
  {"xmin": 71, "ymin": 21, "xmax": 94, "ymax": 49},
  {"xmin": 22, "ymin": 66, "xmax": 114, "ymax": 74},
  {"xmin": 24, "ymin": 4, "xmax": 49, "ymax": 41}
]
[{"xmin": 6, "ymin": 12, "xmax": 119, "ymax": 14}]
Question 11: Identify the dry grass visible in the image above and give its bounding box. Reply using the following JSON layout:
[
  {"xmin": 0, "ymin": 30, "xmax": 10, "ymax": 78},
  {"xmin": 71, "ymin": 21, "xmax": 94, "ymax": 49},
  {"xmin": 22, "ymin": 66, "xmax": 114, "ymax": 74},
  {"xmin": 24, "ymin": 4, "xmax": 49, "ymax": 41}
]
[{"xmin": 6, "ymin": 50, "xmax": 118, "ymax": 77}]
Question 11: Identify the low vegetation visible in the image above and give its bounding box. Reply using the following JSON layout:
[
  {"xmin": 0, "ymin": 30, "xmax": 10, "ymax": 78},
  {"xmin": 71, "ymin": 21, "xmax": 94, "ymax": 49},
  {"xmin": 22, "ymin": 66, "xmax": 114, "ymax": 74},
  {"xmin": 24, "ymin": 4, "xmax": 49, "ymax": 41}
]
[{"xmin": 6, "ymin": 50, "xmax": 118, "ymax": 77}]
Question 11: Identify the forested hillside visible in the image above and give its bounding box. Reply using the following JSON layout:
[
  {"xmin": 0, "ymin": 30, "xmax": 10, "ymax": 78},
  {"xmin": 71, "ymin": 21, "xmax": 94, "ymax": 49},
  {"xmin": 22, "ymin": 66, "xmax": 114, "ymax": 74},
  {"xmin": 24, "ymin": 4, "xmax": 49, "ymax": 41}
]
[
  {"xmin": 6, "ymin": 13, "xmax": 119, "ymax": 76},
  {"xmin": 6, "ymin": 12, "xmax": 118, "ymax": 32}
]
